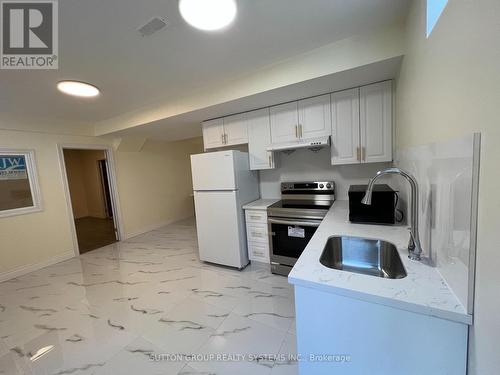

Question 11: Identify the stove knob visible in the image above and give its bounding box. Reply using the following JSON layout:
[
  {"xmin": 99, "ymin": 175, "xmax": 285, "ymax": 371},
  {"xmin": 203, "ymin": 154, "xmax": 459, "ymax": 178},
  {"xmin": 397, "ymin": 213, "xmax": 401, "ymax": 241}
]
[
  {"xmin": 319, "ymin": 184, "xmax": 324, "ymax": 189},
  {"xmin": 326, "ymin": 183, "xmax": 332, "ymax": 189}
]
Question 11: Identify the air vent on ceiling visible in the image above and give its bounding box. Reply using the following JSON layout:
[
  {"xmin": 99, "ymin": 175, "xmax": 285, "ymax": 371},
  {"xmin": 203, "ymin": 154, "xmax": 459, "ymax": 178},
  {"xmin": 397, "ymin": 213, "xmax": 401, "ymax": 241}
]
[{"xmin": 138, "ymin": 17, "xmax": 168, "ymax": 37}]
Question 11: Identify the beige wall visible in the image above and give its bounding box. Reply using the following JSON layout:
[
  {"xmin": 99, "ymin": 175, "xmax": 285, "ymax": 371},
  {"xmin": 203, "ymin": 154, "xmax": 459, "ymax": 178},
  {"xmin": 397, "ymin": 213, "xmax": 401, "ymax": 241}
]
[
  {"xmin": 64, "ymin": 150, "xmax": 89, "ymax": 218},
  {"xmin": 0, "ymin": 128, "xmax": 203, "ymax": 278},
  {"xmin": 114, "ymin": 137, "xmax": 203, "ymax": 238},
  {"xmin": 0, "ymin": 130, "xmax": 110, "ymax": 276},
  {"xmin": 395, "ymin": 1, "xmax": 500, "ymax": 373},
  {"xmin": 64, "ymin": 149, "xmax": 108, "ymax": 219}
]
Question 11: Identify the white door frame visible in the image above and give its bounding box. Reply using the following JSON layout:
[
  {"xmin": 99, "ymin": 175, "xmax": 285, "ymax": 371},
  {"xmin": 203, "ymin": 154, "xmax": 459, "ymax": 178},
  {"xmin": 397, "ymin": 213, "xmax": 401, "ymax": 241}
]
[{"xmin": 57, "ymin": 143, "xmax": 124, "ymax": 257}]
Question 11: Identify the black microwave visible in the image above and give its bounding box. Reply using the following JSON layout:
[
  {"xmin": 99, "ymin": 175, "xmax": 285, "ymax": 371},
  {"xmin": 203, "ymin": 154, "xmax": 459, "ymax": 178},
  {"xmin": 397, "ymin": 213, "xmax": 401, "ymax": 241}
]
[{"xmin": 348, "ymin": 184, "xmax": 397, "ymax": 224}]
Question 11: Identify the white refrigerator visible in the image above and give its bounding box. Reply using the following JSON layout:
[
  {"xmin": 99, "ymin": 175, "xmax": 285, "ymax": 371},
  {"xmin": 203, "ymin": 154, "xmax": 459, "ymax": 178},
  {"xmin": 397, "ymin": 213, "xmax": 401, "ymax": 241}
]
[{"xmin": 191, "ymin": 150, "xmax": 259, "ymax": 269}]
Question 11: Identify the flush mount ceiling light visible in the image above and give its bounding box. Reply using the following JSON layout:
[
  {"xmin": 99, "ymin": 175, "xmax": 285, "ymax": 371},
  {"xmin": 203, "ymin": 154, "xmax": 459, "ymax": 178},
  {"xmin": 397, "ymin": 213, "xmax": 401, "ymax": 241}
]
[
  {"xmin": 179, "ymin": 0, "xmax": 237, "ymax": 31},
  {"xmin": 57, "ymin": 80, "xmax": 100, "ymax": 97}
]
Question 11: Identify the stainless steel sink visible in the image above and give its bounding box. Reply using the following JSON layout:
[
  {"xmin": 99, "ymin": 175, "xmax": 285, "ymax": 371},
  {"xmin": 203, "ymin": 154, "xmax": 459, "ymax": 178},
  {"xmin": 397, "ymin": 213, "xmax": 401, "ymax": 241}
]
[{"xmin": 319, "ymin": 236, "xmax": 407, "ymax": 279}]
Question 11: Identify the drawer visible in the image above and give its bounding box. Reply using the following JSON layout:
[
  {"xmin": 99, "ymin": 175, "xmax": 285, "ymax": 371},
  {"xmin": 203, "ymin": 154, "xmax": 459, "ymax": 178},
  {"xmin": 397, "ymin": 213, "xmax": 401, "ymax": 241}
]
[
  {"xmin": 248, "ymin": 241, "xmax": 270, "ymax": 262},
  {"xmin": 247, "ymin": 223, "xmax": 268, "ymax": 243},
  {"xmin": 245, "ymin": 209, "xmax": 267, "ymax": 224}
]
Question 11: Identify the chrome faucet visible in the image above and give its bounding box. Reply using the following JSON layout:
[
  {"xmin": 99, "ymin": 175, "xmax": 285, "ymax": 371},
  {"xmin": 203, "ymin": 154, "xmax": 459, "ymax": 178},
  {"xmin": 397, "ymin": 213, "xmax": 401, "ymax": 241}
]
[{"xmin": 361, "ymin": 168, "xmax": 423, "ymax": 261}]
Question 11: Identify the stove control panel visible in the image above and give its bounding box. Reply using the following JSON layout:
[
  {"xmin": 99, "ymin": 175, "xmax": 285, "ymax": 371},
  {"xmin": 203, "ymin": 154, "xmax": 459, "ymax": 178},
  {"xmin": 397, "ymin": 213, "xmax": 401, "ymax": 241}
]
[{"xmin": 280, "ymin": 181, "xmax": 335, "ymax": 193}]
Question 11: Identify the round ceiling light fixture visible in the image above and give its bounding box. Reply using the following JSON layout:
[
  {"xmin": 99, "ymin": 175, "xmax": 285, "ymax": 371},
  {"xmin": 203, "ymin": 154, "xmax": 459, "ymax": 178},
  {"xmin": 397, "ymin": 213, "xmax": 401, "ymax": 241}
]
[
  {"xmin": 57, "ymin": 80, "xmax": 100, "ymax": 97},
  {"xmin": 179, "ymin": 0, "xmax": 237, "ymax": 31}
]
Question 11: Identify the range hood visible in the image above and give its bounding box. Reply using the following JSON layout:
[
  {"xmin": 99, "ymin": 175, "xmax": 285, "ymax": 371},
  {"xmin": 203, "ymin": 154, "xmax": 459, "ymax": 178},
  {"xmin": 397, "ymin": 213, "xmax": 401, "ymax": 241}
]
[{"xmin": 267, "ymin": 136, "xmax": 331, "ymax": 152}]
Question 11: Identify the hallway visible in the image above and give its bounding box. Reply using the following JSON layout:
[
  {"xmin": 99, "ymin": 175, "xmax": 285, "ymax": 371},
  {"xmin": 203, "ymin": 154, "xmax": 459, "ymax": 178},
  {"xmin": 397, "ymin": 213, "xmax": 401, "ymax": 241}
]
[{"xmin": 75, "ymin": 217, "xmax": 116, "ymax": 254}]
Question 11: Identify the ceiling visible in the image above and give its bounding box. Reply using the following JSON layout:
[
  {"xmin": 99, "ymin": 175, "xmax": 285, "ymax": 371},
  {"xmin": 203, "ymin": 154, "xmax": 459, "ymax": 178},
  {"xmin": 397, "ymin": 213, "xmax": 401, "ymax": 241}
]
[
  {"xmin": 111, "ymin": 57, "xmax": 404, "ymax": 141},
  {"xmin": 0, "ymin": 0, "xmax": 411, "ymax": 138}
]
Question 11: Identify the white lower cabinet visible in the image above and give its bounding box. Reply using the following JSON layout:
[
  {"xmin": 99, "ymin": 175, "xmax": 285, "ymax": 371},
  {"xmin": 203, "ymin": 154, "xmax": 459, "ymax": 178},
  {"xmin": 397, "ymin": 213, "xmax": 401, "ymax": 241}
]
[
  {"xmin": 244, "ymin": 209, "xmax": 270, "ymax": 263},
  {"xmin": 248, "ymin": 241, "xmax": 270, "ymax": 263},
  {"xmin": 294, "ymin": 285, "xmax": 467, "ymax": 375}
]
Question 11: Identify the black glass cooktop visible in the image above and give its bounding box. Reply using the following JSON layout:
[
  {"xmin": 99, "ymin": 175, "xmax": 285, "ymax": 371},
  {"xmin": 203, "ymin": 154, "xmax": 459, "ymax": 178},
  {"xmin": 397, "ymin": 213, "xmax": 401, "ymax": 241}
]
[{"xmin": 269, "ymin": 199, "xmax": 333, "ymax": 210}]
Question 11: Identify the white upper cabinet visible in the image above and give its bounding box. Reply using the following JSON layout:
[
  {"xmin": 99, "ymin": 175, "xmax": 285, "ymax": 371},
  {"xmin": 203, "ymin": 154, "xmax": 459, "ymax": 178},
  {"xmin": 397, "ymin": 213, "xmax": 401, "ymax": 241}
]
[
  {"xmin": 298, "ymin": 94, "xmax": 331, "ymax": 139},
  {"xmin": 360, "ymin": 81, "xmax": 393, "ymax": 163},
  {"xmin": 202, "ymin": 118, "xmax": 225, "ymax": 150},
  {"xmin": 331, "ymin": 88, "xmax": 360, "ymax": 165},
  {"xmin": 201, "ymin": 80, "xmax": 393, "ymax": 164},
  {"xmin": 223, "ymin": 113, "xmax": 248, "ymax": 146},
  {"xmin": 247, "ymin": 108, "xmax": 275, "ymax": 170},
  {"xmin": 270, "ymin": 101, "xmax": 299, "ymax": 144},
  {"xmin": 331, "ymin": 81, "xmax": 392, "ymax": 165},
  {"xmin": 202, "ymin": 114, "xmax": 248, "ymax": 150}
]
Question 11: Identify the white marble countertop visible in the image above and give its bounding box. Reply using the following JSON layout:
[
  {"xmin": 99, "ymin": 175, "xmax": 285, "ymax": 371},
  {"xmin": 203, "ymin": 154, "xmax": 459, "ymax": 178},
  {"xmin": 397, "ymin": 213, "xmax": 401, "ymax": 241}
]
[
  {"xmin": 243, "ymin": 199, "xmax": 280, "ymax": 210},
  {"xmin": 288, "ymin": 201, "xmax": 472, "ymax": 325}
]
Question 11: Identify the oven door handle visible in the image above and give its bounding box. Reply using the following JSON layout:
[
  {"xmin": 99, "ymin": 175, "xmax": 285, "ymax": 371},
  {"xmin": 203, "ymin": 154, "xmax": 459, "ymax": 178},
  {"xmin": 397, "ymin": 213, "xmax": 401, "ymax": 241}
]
[{"xmin": 268, "ymin": 218, "xmax": 321, "ymax": 227}]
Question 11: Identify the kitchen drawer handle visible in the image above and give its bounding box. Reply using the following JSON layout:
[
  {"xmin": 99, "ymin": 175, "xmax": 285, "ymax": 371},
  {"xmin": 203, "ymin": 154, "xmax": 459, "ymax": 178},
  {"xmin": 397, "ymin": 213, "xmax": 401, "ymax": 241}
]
[
  {"xmin": 251, "ymin": 232, "xmax": 264, "ymax": 237},
  {"xmin": 249, "ymin": 215, "xmax": 262, "ymax": 220}
]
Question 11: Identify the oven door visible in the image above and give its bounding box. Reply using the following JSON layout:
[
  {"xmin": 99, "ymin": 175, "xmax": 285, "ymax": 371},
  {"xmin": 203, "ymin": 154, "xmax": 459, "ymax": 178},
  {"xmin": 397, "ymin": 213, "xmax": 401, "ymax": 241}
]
[{"xmin": 268, "ymin": 217, "xmax": 321, "ymax": 266}]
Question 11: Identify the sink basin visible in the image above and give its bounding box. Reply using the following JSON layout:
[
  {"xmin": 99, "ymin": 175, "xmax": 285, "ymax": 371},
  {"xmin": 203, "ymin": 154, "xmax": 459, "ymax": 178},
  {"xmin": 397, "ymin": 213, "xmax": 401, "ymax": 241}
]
[{"xmin": 319, "ymin": 236, "xmax": 407, "ymax": 279}]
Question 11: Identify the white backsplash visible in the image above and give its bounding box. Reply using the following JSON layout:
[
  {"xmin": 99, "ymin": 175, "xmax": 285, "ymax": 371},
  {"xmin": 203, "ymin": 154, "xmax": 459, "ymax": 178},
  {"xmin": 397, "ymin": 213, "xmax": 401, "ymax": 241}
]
[
  {"xmin": 259, "ymin": 147, "xmax": 393, "ymax": 200},
  {"xmin": 394, "ymin": 134, "xmax": 480, "ymax": 312}
]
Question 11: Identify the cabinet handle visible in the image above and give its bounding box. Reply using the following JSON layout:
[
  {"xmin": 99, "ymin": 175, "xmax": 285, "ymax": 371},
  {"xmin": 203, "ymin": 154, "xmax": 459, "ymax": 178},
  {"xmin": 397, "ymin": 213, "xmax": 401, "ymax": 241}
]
[
  {"xmin": 250, "ymin": 215, "xmax": 261, "ymax": 220},
  {"xmin": 268, "ymin": 154, "xmax": 272, "ymax": 167},
  {"xmin": 356, "ymin": 147, "xmax": 361, "ymax": 162},
  {"xmin": 299, "ymin": 124, "xmax": 303, "ymax": 138},
  {"xmin": 252, "ymin": 232, "xmax": 263, "ymax": 237},
  {"xmin": 295, "ymin": 125, "xmax": 298, "ymax": 138},
  {"xmin": 362, "ymin": 146, "xmax": 366, "ymax": 161},
  {"xmin": 221, "ymin": 134, "xmax": 224, "ymax": 144},
  {"xmin": 224, "ymin": 134, "xmax": 228, "ymax": 144}
]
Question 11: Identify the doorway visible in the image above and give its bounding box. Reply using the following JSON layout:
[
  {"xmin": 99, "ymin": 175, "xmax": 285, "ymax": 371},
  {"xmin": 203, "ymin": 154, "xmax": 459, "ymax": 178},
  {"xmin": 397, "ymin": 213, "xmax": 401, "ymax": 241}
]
[{"xmin": 62, "ymin": 148, "xmax": 118, "ymax": 254}]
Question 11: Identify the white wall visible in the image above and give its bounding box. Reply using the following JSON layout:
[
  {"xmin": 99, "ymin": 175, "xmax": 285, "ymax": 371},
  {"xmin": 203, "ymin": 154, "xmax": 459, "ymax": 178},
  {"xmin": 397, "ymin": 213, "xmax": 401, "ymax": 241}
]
[
  {"xmin": 395, "ymin": 134, "xmax": 477, "ymax": 311},
  {"xmin": 0, "ymin": 128, "xmax": 203, "ymax": 280},
  {"xmin": 395, "ymin": 1, "xmax": 500, "ymax": 373},
  {"xmin": 114, "ymin": 137, "xmax": 203, "ymax": 238},
  {"xmin": 259, "ymin": 147, "xmax": 392, "ymax": 200}
]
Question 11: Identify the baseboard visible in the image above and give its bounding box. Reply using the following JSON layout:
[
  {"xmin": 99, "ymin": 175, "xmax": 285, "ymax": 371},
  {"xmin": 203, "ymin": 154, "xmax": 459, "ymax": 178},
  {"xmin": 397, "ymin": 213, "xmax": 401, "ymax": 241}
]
[
  {"xmin": 0, "ymin": 216, "xmax": 195, "ymax": 282},
  {"xmin": 123, "ymin": 214, "xmax": 194, "ymax": 241},
  {"xmin": 0, "ymin": 251, "xmax": 74, "ymax": 283}
]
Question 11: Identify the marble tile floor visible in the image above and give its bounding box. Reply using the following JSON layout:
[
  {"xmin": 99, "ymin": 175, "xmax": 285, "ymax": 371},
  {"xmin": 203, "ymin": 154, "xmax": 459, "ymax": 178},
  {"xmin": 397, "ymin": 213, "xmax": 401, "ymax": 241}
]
[{"xmin": 0, "ymin": 218, "xmax": 298, "ymax": 375}]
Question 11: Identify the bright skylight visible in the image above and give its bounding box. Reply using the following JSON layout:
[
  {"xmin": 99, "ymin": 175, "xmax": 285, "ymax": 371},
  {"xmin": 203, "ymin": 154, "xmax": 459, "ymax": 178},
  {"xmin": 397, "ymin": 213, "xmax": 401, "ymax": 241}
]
[{"xmin": 427, "ymin": 0, "xmax": 448, "ymax": 37}]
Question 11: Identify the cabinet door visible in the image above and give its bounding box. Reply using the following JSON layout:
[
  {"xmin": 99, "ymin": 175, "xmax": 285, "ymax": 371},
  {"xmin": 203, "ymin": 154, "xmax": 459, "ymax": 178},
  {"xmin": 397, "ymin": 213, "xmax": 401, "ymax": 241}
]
[
  {"xmin": 360, "ymin": 81, "xmax": 393, "ymax": 163},
  {"xmin": 248, "ymin": 241, "xmax": 270, "ymax": 263},
  {"xmin": 331, "ymin": 88, "xmax": 360, "ymax": 165},
  {"xmin": 202, "ymin": 118, "xmax": 224, "ymax": 150},
  {"xmin": 298, "ymin": 94, "xmax": 331, "ymax": 139},
  {"xmin": 270, "ymin": 101, "xmax": 299, "ymax": 144},
  {"xmin": 223, "ymin": 113, "xmax": 248, "ymax": 146},
  {"xmin": 247, "ymin": 108, "xmax": 275, "ymax": 170}
]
